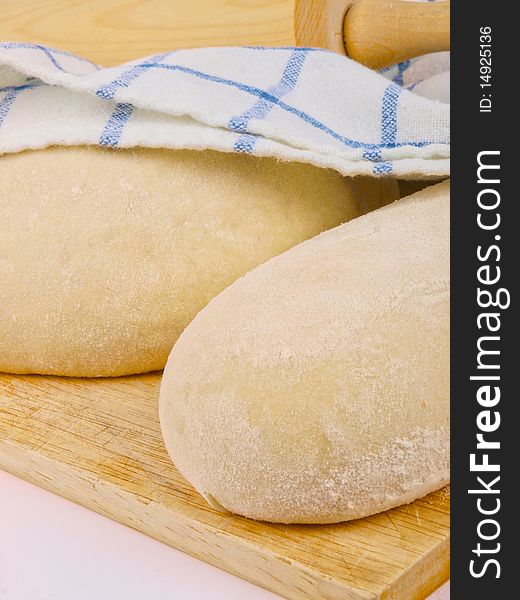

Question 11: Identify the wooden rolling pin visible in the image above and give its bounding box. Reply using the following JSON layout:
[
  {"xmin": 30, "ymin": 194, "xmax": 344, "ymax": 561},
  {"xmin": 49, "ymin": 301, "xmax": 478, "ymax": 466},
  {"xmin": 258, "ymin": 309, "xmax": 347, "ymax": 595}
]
[
  {"xmin": 295, "ymin": 0, "xmax": 450, "ymax": 68},
  {"xmin": 0, "ymin": 0, "xmax": 449, "ymax": 68},
  {"xmin": 342, "ymin": 0, "xmax": 450, "ymax": 68}
]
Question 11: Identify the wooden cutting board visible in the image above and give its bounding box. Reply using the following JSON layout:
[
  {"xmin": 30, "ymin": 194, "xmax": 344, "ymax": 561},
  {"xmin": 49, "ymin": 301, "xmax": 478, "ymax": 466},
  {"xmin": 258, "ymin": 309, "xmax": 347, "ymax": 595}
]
[{"xmin": 0, "ymin": 372, "xmax": 449, "ymax": 600}]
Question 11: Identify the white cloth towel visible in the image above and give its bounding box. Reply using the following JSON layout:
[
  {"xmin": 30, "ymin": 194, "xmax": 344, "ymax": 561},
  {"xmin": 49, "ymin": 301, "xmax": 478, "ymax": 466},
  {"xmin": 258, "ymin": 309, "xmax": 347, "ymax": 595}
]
[{"xmin": 0, "ymin": 43, "xmax": 449, "ymax": 178}]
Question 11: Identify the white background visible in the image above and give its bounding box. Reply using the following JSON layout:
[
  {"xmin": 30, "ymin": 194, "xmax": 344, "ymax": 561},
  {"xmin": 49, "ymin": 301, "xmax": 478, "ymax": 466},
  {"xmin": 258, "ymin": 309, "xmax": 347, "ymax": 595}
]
[{"xmin": 0, "ymin": 470, "xmax": 449, "ymax": 600}]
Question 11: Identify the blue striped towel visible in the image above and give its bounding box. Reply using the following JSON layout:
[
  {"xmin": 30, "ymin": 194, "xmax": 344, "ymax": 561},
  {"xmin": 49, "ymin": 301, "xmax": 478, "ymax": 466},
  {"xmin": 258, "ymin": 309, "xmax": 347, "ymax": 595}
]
[{"xmin": 0, "ymin": 42, "xmax": 449, "ymax": 178}]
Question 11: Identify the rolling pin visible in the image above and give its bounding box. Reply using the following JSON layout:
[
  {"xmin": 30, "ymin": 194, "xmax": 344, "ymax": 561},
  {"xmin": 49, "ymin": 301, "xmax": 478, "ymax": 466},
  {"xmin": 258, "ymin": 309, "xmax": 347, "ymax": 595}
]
[
  {"xmin": 1, "ymin": 0, "xmax": 449, "ymax": 68},
  {"xmin": 296, "ymin": 0, "xmax": 450, "ymax": 69}
]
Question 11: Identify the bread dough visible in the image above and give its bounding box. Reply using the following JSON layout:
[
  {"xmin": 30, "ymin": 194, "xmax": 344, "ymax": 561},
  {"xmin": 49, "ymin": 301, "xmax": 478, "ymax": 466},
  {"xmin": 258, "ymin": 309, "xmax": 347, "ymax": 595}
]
[
  {"xmin": 0, "ymin": 146, "xmax": 396, "ymax": 376},
  {"xmin": 160, "ymin": 180, "xmax": 450, "ymax": 524},
  {"xmin": 413, "ymin": 71, "xmax": 450, "ymax": 104}
]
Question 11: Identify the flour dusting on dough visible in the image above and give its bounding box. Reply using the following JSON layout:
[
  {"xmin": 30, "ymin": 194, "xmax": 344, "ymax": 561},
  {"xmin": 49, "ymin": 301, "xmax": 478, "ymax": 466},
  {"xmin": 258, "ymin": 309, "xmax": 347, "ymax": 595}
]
[{"xmin": 160, "ymin": 181, "xmax": 450, "ymax": 524}]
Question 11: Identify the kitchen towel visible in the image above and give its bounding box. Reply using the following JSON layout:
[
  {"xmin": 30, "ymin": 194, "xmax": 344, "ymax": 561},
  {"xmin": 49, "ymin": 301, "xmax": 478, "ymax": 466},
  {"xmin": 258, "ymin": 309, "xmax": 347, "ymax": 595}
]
[{"xmin": 0, "ymin": 43, "xmax": 449, "ymax": 178}]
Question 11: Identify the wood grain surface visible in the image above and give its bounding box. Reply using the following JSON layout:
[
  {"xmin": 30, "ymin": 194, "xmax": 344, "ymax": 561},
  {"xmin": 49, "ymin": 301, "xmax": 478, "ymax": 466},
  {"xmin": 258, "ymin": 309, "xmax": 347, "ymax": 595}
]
[
  {"xmin": 0, "ymin": 0, "xmax": 450, "ymax": 68},
  {"xmin": 0, "ymin": 372, "xmax": 449, "ymax": 600},
  {"xmin": 294, "ymin": 0, "xmax": 352, "ymax": 55},
  {"xmin": 0, "ymin": 0, "xmax": 295, "ymax": 66}
]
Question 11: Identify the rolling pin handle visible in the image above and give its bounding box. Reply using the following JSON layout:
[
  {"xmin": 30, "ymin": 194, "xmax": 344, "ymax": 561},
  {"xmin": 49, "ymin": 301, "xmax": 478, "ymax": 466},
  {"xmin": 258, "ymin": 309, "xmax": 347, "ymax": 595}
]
[{"xmin": 343, "ymin": 0, "xmax": 450, "ymax": 70}]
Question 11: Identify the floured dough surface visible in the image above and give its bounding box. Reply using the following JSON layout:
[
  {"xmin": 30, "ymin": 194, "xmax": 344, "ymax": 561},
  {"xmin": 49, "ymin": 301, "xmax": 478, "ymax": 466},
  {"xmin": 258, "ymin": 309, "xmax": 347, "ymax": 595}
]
[
  {"xmin": 160, "ymin": 181, "xmax": 450, "ymax": 524},
  {"xmin": 0, "ymin": 146, "xmax": 396, "ymax": 376}
]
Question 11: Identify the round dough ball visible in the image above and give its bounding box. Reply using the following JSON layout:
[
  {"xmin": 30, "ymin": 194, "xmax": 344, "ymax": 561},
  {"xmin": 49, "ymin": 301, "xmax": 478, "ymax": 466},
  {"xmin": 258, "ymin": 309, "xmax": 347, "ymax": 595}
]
[
  {"xmin": 0, "ymin": 146, "xmax": 396, "ymax": 377},
  {"xmin": 160, "ymin": 180, "xmax": 450, "ymax": 524}
]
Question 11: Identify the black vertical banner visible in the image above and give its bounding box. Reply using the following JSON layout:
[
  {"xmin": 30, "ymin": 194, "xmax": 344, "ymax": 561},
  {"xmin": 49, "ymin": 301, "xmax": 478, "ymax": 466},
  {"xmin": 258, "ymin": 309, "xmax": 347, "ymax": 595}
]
[{"xmin": 451, "ymin": 1, "xmax": 515, "ymax": 597}]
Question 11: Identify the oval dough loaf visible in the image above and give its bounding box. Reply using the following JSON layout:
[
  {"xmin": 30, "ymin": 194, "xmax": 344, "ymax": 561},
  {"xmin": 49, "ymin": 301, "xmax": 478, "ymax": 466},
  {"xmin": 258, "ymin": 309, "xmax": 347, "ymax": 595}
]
[
  {"xmin": 160, "ymin": 180, "xmax": 450, "ymax": 524},
  {"xmin": 0, "ymin": 146, "xmax": 396, "ymax": 377}
]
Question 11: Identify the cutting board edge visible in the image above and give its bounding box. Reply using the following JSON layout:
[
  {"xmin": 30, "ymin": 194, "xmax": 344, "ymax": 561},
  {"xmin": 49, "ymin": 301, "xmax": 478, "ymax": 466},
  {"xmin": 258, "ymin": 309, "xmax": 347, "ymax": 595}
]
[
  {"xmin": 0, "ymin": 438, "xmax": 390, "ymax": 600},
  {"xmin": 383, "ymin": 535, "xmax": 449, "ymax": 599}
]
